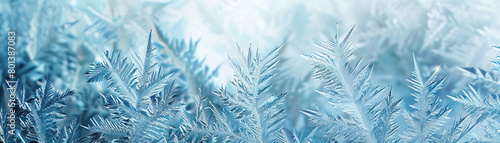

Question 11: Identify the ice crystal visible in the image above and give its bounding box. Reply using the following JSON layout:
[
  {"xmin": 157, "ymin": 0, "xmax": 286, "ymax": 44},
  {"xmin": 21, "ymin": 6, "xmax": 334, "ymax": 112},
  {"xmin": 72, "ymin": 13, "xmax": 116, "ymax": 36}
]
[{"xmin": 84, "ymin": 31, "xmax": 182, "ymax": 142}]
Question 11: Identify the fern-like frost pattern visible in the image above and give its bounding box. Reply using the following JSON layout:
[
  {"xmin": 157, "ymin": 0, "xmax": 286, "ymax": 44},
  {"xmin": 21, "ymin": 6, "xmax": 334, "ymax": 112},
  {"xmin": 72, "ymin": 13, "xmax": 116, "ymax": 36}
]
[{"xmin": 2, "ymin": 1, "xmax": 500, "ymax": 142}]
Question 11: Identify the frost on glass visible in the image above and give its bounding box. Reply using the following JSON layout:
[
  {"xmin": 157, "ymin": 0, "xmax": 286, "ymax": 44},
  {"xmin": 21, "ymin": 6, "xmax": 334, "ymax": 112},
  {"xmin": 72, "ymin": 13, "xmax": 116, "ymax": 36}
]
[{"xmin": 2, "ymin": 0, "xmax": 500, "ymax": 143}]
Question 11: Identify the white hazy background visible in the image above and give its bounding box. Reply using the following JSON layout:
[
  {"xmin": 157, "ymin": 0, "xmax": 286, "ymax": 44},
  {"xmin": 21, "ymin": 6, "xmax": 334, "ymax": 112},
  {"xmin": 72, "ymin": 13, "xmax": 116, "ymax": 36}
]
[{"xmin": 67, "ymin": 0, "xmax": 500, "ymax": 96}]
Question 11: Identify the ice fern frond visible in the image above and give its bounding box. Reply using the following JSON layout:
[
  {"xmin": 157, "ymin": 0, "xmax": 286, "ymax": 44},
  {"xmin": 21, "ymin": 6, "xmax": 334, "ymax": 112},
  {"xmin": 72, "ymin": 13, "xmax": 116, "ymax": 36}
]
[
  {"xmin": 448, "ymin": 46, "xmax": 500, "ymax": 142},
  {"xmin": 278, "ymin": 127, "xmax": 317, "ymax": 143},
  {"xmin": 177, "ymin": 88, "xmax": 249, "ymax": 142},
  {"xmin": 214, "ymin": 43, "xmax": 286, "ymax": 143},
  {"xmin": 51, "ymin": 118, "xmax": 85, "ymax": 143},
  {"xmin": 302, "ymin": 26, "xmax": 388, "ymax": 142},
  {"xmin": 86, "ymin": 116, "xmax": 132, "ymax": 142},
  {"xmin": 85, "ymin": 30, "xmax": 181, "ymax": 142},
  {"xmin": 445, "ymin": 85, "xmax": 497, "ymax": 142},
  {"xmin": 375, "ymin": 90, "xmax": 403, "ymax": 143},
  {"xmin": 300, "ymin": 108, "xmax": 351, "ymax": 142},
  {"xmin": 434, "ymin": 113, "xmax": 486, "ymax": 142},
  {"xmin": 0, "ymin": 105, "xmax": 6, "ymax": 143},
  {"xmin": 85, "ymin": 50, "xmax": 139, "ymax": 107},
  {"xmin": 458, "ymin": 67, "xmax": 500, "ymax": 94},
  {"xmin": 449, "ymin": 85, "xmax": 500, "ymax": 119},
  {"xmin": 459, "ymin": 50, "xmax": 500, "ymax": 95},
  {"xmin": 402, "ymin": 55, "xmax": 451, "ymax": 142},
  {"xmin": 18, "ymin": 76, "xmax": 75, "ymax": 143}
]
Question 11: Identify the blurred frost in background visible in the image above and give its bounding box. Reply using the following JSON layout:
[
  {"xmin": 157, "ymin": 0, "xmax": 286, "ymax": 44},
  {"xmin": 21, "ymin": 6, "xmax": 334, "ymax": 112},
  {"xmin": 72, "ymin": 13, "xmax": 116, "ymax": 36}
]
[{"xmin": 2, "ymin": 0, "xmax": 500, "ymax": 142}]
